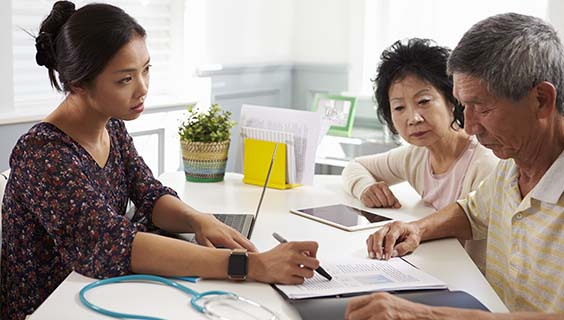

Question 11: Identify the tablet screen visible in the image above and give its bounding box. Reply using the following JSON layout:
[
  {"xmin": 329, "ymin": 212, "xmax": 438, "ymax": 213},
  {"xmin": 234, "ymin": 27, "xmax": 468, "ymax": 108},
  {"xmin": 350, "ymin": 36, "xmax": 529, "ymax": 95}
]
[{"xmin": 294, "ymin": 204, "xmax": 391, "ymax": 228}]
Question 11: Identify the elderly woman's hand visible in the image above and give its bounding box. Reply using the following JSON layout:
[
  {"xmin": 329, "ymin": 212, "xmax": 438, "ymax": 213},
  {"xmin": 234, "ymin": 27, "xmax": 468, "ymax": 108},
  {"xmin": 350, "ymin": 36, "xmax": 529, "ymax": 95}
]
[{"xmin": 361, "ymin": 182, "xmax": 401, "ymax": 208}]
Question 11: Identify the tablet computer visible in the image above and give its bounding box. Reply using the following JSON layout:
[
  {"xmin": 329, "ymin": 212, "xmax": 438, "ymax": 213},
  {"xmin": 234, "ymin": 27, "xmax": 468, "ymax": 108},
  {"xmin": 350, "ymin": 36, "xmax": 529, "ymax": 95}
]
[{"xmin": 290, "ymin": 204, "xmax": 392, "ymax": 231}]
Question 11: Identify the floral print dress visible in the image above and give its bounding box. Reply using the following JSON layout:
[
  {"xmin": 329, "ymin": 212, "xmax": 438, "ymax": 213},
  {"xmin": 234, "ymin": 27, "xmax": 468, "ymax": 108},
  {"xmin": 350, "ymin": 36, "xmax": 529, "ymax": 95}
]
[{"xmin": 0, "ymin": 119, "xmax": 177, "ymax": 319}]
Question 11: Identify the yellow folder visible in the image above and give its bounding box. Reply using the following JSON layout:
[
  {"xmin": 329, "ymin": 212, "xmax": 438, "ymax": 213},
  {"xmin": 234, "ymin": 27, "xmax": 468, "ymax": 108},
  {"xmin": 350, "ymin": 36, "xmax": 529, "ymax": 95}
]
[{"xmin": 242, "ymin": 138, "xmax": 300, "ymax": 190}]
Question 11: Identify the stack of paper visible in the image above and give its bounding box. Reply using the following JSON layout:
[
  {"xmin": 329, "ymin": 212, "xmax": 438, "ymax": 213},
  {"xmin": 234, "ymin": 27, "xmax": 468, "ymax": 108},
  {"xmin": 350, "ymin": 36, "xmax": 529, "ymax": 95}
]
[
  {"xmin": 240, "ymin": 126, "xmax": 297, "ymax": 184},
  {"xmin": 275, "ymin": 257, "xmax": 447, "ymax": 299},
  {"xmin": 239, "ymin": 105, "xmax": 325, "ymax": 185}
]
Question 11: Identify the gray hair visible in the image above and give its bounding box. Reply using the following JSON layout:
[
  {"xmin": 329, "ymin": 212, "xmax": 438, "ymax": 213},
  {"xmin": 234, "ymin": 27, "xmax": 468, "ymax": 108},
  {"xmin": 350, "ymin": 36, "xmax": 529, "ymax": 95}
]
[{"xmin": 448, "ymin": 12, "xmax": 564, "ymax": 116}]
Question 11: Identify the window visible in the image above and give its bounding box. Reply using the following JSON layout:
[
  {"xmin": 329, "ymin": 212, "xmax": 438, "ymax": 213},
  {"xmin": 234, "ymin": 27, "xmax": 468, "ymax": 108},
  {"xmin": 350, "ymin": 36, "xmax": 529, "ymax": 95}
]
[
  {"xmin": 360, "ymin": 0, "xmax": 549, "ymax": 94},
  {"xmin": 6, "ymin": 0, "xmax": 185, "ymax": 112}
]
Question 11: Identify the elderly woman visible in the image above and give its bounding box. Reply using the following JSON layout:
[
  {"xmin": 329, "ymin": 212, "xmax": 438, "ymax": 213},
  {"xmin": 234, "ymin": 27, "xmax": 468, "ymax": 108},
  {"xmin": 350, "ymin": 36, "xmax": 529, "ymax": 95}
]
[{"xmin": 342, "ymin": 38, "xmax": 498, "ymax": 268}]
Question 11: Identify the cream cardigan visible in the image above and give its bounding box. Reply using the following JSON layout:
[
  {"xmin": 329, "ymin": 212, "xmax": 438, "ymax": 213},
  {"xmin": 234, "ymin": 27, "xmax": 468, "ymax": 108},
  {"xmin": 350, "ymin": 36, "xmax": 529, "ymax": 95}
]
[{"xmin": 342, "ymin": 142, "xmax": 498, "ymax": 202}]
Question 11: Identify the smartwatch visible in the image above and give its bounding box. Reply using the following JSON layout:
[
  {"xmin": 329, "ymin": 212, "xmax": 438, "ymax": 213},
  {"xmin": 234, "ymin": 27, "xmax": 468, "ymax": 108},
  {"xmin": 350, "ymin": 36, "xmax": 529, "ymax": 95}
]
[{"xmin": 228, "ymin": 248, "xmax": 248, "ymax": 280}]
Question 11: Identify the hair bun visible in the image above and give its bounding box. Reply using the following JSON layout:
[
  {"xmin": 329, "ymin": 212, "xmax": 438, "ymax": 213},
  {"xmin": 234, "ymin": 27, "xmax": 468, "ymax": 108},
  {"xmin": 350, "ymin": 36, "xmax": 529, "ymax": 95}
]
[
  {"xmin": 40, "ymin": 1, "xmax": 75, "ymax": 34},
  {"xmin": 35, "ymin": 32, "xmax": 56, "ymax": 68},
  {"xmin": 53, "ymin": 1, "xmax": 76, "ymax": 16},
  {"xmin": 36, "ymin": 1, "xmax": 76, "ymax": 68}
]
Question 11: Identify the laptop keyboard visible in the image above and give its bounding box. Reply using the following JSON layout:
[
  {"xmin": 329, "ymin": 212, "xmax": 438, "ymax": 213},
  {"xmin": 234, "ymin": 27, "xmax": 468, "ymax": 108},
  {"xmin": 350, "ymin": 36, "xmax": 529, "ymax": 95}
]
[{"xmin": 215, "ymin": 214, "xmax": 247, "ymax": 233}]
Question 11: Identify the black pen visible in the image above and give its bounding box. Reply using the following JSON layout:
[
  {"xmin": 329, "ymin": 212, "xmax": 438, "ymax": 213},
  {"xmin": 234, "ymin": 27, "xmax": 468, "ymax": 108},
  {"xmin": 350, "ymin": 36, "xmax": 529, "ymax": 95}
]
[{"xmin": 272, "ymin": 232, "xmax": 332, "ymax": 281}]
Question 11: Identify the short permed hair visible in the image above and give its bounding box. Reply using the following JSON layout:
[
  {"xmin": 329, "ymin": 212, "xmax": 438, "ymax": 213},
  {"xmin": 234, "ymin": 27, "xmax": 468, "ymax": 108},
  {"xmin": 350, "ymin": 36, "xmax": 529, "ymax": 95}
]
[
  {"xmin": 448, "ymin": 12, "xmax": 564, "ymax": 116},
  {"xmin": 373, "ymin": 38, "xmax": 464, "ymax": 136}
]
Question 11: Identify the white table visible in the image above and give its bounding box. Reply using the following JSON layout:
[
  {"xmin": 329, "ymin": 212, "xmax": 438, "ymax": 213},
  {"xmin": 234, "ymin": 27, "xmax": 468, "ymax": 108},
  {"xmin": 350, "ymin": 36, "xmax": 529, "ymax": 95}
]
[{"xmin": 30, "ymin": 172, "xmax": 508, "ymax": 319}]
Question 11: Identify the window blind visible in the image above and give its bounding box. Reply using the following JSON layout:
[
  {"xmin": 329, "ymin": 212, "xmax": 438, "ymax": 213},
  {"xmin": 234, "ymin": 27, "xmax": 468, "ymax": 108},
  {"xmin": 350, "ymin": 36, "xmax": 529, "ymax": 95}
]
[{"xmin": 11, "ymin": 0, "xmax": 180, "ymax": 108}]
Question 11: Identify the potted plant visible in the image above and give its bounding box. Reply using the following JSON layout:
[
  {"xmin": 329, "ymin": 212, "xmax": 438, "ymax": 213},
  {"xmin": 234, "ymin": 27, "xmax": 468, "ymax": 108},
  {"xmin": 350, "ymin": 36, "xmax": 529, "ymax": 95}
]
[{"xmin": 178, "ymin": 104, "xmax": 235, "ymax": 182}]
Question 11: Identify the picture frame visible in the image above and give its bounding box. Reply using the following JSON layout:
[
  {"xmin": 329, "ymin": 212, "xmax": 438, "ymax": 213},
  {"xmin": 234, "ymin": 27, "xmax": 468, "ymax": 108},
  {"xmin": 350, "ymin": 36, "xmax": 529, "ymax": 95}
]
[{"xmin": 312, "ymin": 93, "xmax": 357, "ymax": 137}]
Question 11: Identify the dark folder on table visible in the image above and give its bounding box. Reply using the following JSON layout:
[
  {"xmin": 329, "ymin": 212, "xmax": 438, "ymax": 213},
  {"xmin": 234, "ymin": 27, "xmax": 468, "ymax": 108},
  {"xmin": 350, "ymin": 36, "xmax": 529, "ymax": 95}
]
[{"xmin": 290, "ymin": 290, "xmax": 489, "ymax": 320}]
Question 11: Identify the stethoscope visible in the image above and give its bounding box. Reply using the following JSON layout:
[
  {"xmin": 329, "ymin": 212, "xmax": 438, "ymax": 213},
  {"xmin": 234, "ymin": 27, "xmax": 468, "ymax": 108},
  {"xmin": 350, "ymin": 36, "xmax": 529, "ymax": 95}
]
[{"xmin": 79, "ymin": 274, "xmax": 278, "ymax": 320}]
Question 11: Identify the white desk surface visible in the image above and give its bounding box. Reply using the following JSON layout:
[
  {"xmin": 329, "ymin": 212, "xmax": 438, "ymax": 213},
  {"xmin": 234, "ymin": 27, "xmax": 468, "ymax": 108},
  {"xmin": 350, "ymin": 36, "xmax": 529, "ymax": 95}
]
[{"xmin": 30, "ymin": 172, "xmax": 508, "ymax": 319}]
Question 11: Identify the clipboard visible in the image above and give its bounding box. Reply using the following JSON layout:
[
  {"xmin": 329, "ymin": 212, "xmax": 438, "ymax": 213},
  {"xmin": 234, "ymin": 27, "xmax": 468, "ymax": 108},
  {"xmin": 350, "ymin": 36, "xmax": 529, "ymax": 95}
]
[{"xmin": 243, "ymin": 138, "xmax": 300, "ymax": 190}]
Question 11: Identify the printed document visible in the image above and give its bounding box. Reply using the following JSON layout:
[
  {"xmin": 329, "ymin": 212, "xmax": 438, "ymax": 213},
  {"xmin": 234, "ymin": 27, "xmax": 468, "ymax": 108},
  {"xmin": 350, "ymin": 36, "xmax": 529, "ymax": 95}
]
[
  {"xmin": 239, "ymin": 105, "xmax": 323, "ymax": 185},
  {"xmin": 275, "ymin": 256, "xmax": 446, "ymax": 299}
]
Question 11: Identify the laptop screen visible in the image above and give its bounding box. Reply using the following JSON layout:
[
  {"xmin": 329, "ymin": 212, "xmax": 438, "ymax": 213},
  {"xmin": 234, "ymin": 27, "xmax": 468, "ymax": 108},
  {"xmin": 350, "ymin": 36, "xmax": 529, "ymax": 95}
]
[{"xmin": 247, "ymin": 144, "xmax": 278, "ymax": 238}]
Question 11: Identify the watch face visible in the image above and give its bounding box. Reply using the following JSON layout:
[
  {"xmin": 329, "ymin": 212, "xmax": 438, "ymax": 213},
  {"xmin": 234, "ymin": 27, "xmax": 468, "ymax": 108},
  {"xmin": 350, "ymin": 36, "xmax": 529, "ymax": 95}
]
[{"xmin": 228, "ymin": 251, "xmax": 248, "ymax": 280}]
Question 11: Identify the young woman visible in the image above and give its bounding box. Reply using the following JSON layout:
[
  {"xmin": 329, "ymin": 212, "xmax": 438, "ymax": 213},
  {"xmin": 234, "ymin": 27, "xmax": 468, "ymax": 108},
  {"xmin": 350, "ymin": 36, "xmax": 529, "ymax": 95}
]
[
  {"xmin": 341, "ymin": 39, "xmax": 498, "ymax": 265},
  {"xmin": 0, "ymin": 2, "xmax": 319, "ymax": 319}
]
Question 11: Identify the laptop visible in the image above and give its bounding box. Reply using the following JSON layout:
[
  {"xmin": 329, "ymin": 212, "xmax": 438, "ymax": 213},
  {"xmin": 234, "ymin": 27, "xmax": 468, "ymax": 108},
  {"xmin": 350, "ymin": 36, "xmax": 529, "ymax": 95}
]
[{"xmin": 177, "ymin": 144, "xmax": 278, "ymax": 241}]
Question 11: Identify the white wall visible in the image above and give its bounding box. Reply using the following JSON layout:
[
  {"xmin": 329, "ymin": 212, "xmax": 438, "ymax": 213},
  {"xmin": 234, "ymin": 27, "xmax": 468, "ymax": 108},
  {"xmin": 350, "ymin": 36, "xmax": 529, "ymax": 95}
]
[
  {"xmin": 193, "ymin": 0, "xmax": 293, "ymax": 65},
  {"xmin": 548, "ymin": 0, "xmax": 564, "ymax": 39},
  {"xmin": 192, "ymin": 0, "xmax": 351, "ymax": 66},
  {"xmin": 291, "ymin": 0, "xmax": 349, "ymax": 64}
]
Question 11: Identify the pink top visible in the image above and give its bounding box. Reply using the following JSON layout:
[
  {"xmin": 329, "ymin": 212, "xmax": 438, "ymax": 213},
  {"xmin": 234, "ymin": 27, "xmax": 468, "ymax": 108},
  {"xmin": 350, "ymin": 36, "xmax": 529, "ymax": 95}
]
[{"xmin": 422, "ymin": 137, "xmax": 479, "ymax": 210}]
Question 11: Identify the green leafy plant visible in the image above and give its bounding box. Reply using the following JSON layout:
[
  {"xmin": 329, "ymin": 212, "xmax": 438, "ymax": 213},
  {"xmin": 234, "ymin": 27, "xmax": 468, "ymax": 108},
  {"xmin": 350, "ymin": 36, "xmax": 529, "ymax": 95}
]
[{"xmin": 178, "ymin": 104, "xmax": 236, "ymax": 143}]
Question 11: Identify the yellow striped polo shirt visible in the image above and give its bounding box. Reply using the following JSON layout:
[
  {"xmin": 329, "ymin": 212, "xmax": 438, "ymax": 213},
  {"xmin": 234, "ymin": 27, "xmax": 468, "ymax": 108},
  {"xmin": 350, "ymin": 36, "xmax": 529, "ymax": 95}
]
[{"xmin": 457, "ymin": 150, "xmax": 564, "ymax": 312}]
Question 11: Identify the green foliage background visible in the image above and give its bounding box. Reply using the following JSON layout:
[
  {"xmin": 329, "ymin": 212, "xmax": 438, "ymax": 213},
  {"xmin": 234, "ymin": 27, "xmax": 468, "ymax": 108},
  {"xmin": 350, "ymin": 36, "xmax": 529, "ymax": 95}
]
[{"xmin": 178, "ymin": 104, "xmax": 235, "ymax": 143}]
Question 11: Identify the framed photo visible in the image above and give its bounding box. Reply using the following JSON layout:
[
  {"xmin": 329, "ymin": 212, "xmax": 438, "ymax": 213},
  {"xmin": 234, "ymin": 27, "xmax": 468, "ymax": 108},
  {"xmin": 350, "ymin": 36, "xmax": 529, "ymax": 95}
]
[{"xmin": 312, "ymin": 93, "xmax": 357, "ymax": 137}]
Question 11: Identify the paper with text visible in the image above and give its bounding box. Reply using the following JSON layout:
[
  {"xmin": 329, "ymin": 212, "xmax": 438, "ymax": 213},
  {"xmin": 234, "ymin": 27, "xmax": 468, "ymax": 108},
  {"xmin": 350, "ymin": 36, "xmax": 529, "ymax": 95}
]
[
  {"xmin": 275, "ymin": 257, "xmax": 447, "ymax": 299},
  {"xmin": 239, "ymin": 105, "xmax": 323, "ymax": 185}
]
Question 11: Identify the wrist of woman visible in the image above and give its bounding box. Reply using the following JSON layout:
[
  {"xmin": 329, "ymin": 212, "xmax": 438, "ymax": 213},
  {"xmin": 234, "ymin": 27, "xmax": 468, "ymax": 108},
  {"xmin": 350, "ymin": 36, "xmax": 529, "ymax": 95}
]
[
  {"xmin": 359, "ymin": 182, "xmax": 375, "ymax": 198},
  {"xmin": 247, "ymin": 252, "xmax": 264, "ymax": 282},
  {"xmin": 181, "ymin": 209, "xmax": 208, "ymax": 233}
]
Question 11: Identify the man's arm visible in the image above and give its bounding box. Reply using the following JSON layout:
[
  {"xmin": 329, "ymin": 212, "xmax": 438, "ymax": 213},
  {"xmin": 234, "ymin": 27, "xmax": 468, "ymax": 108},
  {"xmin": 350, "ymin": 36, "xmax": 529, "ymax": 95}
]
[
  {"xmin": 367, "ymin": 202, "xmax": 473, "ymax": 260},
  {"xmin": 417, "ymin": 202, "xmax": 473, "ymax": 242}
]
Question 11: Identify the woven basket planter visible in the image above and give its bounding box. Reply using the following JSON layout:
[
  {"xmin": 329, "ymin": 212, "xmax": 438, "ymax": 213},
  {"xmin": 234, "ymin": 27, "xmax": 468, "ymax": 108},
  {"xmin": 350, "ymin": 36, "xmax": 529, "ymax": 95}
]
[{"xmin": 180, "ymin": 140, "xmax": 230, "ymax": 182}]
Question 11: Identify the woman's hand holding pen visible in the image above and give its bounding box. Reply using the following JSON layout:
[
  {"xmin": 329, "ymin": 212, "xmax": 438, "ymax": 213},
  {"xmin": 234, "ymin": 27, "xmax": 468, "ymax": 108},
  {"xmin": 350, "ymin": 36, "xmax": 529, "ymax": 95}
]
[
  {"xmin": 366, "ymin": 221, "xmax": 422, "ymax": 260},
  {"xmin": 248, "ymin": 241, "xmax": 320, "ymax": 284}
]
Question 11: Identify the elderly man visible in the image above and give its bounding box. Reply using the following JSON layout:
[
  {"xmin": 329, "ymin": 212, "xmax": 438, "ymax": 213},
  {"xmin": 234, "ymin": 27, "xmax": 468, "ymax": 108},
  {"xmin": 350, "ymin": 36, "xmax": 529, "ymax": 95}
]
[{"xmin": 346, "ymin": 13, "xmax": 564, "ymax": 320}]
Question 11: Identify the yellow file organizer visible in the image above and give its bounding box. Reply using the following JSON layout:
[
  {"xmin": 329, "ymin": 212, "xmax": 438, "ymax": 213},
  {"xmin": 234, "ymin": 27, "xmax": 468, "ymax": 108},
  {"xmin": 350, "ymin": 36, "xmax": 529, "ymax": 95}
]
[{"xmin": 242, "ymin": 138, "xmax": 300, "ymax": 190}]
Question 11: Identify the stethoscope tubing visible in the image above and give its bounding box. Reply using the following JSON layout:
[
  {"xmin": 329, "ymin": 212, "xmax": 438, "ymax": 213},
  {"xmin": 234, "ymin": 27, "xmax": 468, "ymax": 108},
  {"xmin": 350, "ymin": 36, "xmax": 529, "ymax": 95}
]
[{"xmin": 79, "ymin": 274, "xmax": 233, "ymax": 319}]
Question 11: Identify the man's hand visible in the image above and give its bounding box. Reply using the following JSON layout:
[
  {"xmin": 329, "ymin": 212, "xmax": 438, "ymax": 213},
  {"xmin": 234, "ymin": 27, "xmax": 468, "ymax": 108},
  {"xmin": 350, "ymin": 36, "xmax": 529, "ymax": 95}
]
[
  {"xmin": 346, "ymin": 292, "xmax": 432, "ymax": 320},
  {"xmin": 366, "ymin": 221, "xmax": 422, "ymax": 260}
]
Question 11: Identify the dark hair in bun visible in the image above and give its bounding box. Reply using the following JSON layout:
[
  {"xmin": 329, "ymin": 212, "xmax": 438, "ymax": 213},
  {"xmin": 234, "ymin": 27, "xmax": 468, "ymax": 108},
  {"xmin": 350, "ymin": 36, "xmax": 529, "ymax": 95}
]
[
  {"xmin": 36, "ymin": 1, "xmax": 75, "ymax": 85},
  {"xmin": 36, "ymin": 1, "xmax": 146, "ymax": 92}
]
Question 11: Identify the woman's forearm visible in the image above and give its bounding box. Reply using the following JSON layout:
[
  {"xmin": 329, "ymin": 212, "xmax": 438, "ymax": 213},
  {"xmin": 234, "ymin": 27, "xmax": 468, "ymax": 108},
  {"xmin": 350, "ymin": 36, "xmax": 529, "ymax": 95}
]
[
  {"xmin": 151, "ymin": 194, "xmax": 202, "ymax": 233},
  {"xmin": 129, "ymin": 231, "xmax": 291, "ymax": 284},
  {"xmin": 130, "ymin": 232, "xmax": 230, "ymax": 278}
]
